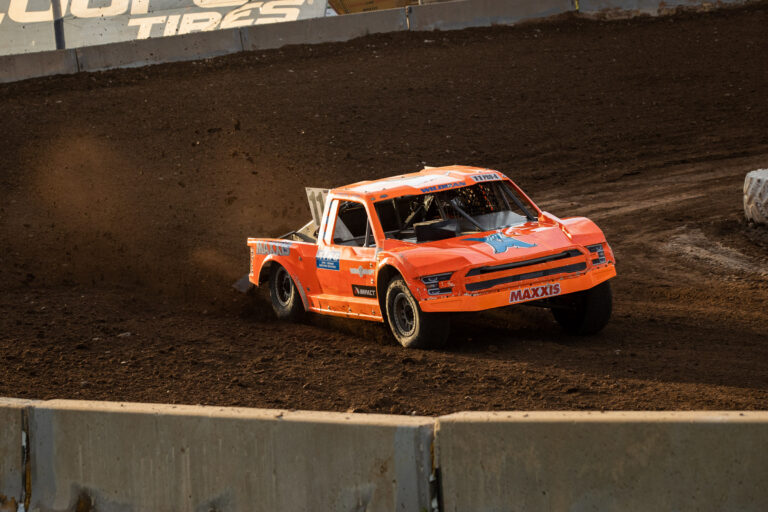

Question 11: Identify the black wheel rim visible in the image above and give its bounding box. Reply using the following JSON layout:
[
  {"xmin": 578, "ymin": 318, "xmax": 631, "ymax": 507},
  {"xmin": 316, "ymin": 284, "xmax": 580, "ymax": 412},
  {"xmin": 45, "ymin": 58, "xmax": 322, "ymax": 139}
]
[
  {"xmin": 393, "ymin": 292, "xmax": 416, "ymax": 337},
  {"xmin": 275, "ymin": 267, "xmax": 293, "ymax": 306}
]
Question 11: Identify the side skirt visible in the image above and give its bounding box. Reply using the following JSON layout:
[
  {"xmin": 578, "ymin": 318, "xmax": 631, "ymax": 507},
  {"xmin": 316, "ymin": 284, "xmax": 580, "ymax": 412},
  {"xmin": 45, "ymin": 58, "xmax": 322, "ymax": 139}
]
[{"xmin": 308, "ymin": 293, "xmax": 384, "ymax": 322}]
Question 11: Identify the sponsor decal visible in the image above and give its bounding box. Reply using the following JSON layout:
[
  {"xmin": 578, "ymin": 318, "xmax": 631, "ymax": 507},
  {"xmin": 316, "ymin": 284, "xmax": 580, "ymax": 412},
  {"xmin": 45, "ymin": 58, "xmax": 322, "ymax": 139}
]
[
  {"xmin": 420, "ymin": 181, "xmax": 467, "ymax": 194},
  {"xmin": 472, "ymin": 173, "xmax": 500, "ymax": 182},
  {"xmin": 350, "ymin": 265, "xmax": 374, "ymax": 277},
  {"xmin": 352, "ymin": 285, "xmax": 377, "ymax": 298},
  {"xmin": 1, "ymin": 0, "xmax": 322, "ymax": 50},
  {"xmin": 351, "ymin": 175, "xmax": 438, "ymax": 193},
  {"xmin": 464, "ymin": 232, "xmax": 536, "ymax": 254},
  {"xmin": 509, "ymin": 283, "xmax": 561, "ymax": 303},
  {"xmin": 254, "ymin": 240, "xmax": 291, "ymax": 256},
  {"xmin": 128, "ymin": 1, "xmax": 311, "ymax": 39},
  {"xmin": 316, "ymin": 247, "xmax": 341, "ymax": 270}
]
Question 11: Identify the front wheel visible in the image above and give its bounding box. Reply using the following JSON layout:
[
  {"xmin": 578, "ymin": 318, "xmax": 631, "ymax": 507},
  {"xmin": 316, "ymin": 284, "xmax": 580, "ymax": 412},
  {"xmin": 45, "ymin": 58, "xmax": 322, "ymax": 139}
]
[
  {"xmin": 269, "ymin": 264, "xmax": 304, "ymax": 321},
  {"xmin": 550, "ymin": 280, "xmax": 612, "ymax": 335},
  {"xmin": 385, "ymin": 278, "xmax": 449, "ymax": 349}
]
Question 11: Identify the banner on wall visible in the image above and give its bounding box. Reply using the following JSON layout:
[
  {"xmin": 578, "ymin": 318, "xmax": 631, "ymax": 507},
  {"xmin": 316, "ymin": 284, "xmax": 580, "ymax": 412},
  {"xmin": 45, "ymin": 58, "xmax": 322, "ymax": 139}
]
[{"xmin": 0, "ymin": 0, "xmax": 327, "ymax": 55}]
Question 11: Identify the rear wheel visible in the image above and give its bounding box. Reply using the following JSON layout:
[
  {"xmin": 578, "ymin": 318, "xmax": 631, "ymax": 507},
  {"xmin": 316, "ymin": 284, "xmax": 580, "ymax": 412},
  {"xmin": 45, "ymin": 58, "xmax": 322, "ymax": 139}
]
[
  {"xmin": 385, "ymin": 278, "xmax": 449, "ymax": 349},
  {"xmin": 269, "ymin": 264, "xmax": 304, "ymax": 321},
  {"xmin": 551, "ymin": 280, "xmax": 612, "ymax": 335}
]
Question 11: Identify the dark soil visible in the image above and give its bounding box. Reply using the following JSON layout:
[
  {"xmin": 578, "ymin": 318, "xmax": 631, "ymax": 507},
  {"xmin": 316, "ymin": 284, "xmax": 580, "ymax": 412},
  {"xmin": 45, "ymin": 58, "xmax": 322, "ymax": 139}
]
[{"xmin": 1, "ymin": 3, "xmax": 767, "ymax": 414}]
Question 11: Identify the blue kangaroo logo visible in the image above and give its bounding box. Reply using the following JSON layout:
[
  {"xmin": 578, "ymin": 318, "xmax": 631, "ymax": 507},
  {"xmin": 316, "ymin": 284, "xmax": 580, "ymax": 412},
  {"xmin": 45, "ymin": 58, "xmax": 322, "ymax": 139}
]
[{"xmin": 465, "ymin": 233, "xmax": 536, "ymax": 254}]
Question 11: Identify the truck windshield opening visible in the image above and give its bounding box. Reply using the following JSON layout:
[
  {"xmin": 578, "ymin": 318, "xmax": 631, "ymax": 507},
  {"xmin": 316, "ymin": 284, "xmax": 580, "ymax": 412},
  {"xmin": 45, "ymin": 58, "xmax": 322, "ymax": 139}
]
[{"xmin": 374, "ymin": 181, "xmax": 537, "ymax": 243}]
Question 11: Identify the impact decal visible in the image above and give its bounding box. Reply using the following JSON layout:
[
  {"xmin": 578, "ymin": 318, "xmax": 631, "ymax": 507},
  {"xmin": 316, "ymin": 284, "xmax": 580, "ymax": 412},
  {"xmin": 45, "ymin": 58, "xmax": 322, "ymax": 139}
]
[
  {"xmin": 464, "ymin": 233, "xmax": 536, "ymax": 254},
  {"xmin": 350, "ymin": 265, "xmax": 374, "ymax": 277},
  {"xmin": 509, "ymin": 283, "xmax": 561, "ymax": 303},
  {"xmin": 352, "ymin": 285, "xmax": 377, "ymax": 298},
  {"xmin": 472, "ymin": 173, "xmax": 501, "ymax": 182},
  {"xmin": 420, "ymin": 181, "xmax": 467, "ymax": 194},
  {"xmin": 316, "ymin": 247, "xmax": 341, "ymax": 271},
  {"xmin": 254, "ymin": 241, "xmax": 291, "ymax": 256}
]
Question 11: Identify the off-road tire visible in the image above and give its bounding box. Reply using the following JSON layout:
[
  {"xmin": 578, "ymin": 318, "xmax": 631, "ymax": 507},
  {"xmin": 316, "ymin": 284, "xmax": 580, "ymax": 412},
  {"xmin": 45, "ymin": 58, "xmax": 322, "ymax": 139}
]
[
  {"xmin": 551, "ymin": 280, "xmax": 612, "ymax": 335},
  {"xmin": 269, "ymin": 264, "xmax": 304, "ymax": 321},
  {"xmin": 385, "ymin": 278, "xmax": 449, "ymax": 349},
  {"xmin": 744, "ymin": 169, "xmax": 768, "ymax": 224}
]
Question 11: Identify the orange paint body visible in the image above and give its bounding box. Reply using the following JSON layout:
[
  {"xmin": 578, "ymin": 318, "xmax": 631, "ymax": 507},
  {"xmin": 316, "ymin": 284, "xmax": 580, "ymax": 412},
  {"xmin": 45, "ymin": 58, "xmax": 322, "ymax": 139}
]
[{"xmin": 247, "ymin": 166, "xmax": 616, "ymax": 322}]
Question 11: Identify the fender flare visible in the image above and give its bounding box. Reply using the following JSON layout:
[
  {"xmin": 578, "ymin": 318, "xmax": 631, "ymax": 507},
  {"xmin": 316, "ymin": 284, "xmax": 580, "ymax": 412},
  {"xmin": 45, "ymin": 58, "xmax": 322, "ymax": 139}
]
[
  {"xmin": 554, "ymin": 215, "xmax": 607, "ymax": 247},
  {"xmin": 258, "ymin": 255, "xmax": 310, "ymax": 311},
  {"xmin": 375, "ymin": 256, "xmax": 419, "ymax": 319},
  {"xmin": 375, "ymin": 256, "xmax": 413, "ymax": 286}
]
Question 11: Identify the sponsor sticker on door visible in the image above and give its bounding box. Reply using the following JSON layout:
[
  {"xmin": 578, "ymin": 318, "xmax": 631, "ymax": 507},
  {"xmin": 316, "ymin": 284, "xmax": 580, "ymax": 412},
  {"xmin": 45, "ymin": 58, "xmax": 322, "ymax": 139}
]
[
  {"xmin": 509, "ymin": 283, "xmax": 561, "ymax": 303},
  {"xmin": 352, "ymin": 285, "xmax": 377, "ymax": 298},
  {"xmin": 316, "ymin": 247, "xmax": 341, "ymax": 270}
]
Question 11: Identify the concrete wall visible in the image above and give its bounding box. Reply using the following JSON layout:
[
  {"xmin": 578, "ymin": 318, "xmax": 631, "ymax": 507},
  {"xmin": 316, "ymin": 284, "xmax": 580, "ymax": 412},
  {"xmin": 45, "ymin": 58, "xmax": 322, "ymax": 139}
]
[
  {"xmin": 0, "ymin": 0, "xmax": 58, "ymax": 55},
  {"xmin": 59, "ymin": 0, "xmax": 328, "ymax": 50},
  {"xmin": 0, "ymin": 0, "xmax": 756, "ymax": 83},
  {"xmin": 407, "ymin": 0, "xmax": 573, "ymax": 32},
  {"xmin": 579, "ymin": 0, "xmax": 752, "ymax": 16},
  {"xmin": 27, "ymin": 400, "xmax": 434, "ymax": 512},
  {"xmin": 0, "ymin": 48, "xmax": 78, "ymax": 83},
  {"xmin": 436, "ymin": 411, "xmax": 768, "ymax": 512},
  {"xmin": 76, "ymin": 25, "xmax": 243, "ymax": 71},
  {"xmin": 241, "ymin": 7, "xmax": 408, "ymax": 51},
  {"xmin": 0, "ymin": 0, "xmax": 329, "ymax": 56},
  {"xmin": 0, "ymin": 1, "xmax": 408, "ymax": 81},
  {"xmin": 2, "ymin": 401, "xmax": 768, "ymax": 511},
  {"xmin": 0, "ymin": 399, "xmax": 28, "ymax": 510}
]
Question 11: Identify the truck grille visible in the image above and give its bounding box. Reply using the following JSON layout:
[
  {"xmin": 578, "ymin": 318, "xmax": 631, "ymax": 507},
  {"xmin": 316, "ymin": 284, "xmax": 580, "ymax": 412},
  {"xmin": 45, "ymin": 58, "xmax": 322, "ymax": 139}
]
[
  {"xmin": 465, "ymin": 262, "xmax": 587, "ymax": 292},
  {"xmin": 465, "ymin": 249, "xmax": 582, "ymax": 277},
  {"xmin": 464, "ymin": 249, "xmax": 588, "ymax": 292}
]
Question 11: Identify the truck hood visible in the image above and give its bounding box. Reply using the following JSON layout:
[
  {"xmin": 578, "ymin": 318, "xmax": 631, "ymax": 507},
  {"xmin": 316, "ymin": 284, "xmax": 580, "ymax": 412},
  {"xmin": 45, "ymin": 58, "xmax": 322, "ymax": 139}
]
[{"xmin": 383, "ymin": 221, "xmax": 582, "ymax": 276}]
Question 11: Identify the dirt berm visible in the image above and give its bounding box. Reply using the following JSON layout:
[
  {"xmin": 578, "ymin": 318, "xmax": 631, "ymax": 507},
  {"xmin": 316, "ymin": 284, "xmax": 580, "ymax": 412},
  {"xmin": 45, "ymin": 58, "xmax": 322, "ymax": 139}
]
[{"xmin": 0, "ymin": 3, "xmax": 767, "ymax": 414}]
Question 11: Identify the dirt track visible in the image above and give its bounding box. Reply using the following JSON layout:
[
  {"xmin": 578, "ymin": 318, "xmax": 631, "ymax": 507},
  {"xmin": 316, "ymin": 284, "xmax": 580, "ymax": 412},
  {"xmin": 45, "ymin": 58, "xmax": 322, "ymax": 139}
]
[{"xmin": 1, "ymin": 4, "xmax": 767, "ymax": 414}]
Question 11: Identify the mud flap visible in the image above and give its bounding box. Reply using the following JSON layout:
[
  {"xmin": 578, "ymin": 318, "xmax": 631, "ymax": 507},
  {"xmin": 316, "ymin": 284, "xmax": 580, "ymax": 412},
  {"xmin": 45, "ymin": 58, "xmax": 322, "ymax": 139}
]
[{"xmin": 232, "ymin": 274, "xmax": 254, "ymax": 294}]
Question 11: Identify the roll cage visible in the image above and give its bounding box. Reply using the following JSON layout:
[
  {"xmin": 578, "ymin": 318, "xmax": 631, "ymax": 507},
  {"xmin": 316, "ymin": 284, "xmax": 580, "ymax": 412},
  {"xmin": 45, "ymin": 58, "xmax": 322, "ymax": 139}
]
[{"xmin": 374, "ymin": 180, "xmax": 538, "ymax": 243}]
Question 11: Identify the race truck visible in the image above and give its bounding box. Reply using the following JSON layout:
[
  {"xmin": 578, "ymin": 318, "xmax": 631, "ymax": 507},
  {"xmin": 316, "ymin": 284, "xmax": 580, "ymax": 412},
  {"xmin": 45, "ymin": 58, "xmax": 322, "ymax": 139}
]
[{"xmin": 247, "ymin": 165, "xmax": 616, "ymax": 349}]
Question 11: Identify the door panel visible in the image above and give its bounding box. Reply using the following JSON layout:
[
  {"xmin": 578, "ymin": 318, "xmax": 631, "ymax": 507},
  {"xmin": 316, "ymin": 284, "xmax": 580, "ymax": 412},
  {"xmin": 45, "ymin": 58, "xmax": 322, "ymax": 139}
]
[
  {"xmin": 341, "ymin": 246, "xmax": 377, "ymax": 301},
  {"xmin": 313, "ymin": 199, "xmax": 382, "ymax": 319}
]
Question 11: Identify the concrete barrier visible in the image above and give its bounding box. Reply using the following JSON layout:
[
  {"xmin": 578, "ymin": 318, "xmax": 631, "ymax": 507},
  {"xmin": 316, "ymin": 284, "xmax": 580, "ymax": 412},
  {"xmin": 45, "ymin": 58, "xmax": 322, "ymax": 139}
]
[
  {"xmin": 0, "ymin": 0, "xmax": 328, "ymax": 55},
  {"xmin": 0, "ymin": 399, "xmax": 28, "ymax": 510},
  {"xmin": 27, "ymin": 400, "xmax": 434, "ymax": 512},
  {"xmin": 0, "ymin": 49, "xmax": 78, "ymax": 83},
  {"xmin": 578, "ymin": 0, "xmax": 750, "ymax": 16},
  {"xmin": 241, "ymin": 7, "xmax": 408, "ymax": 51},
  {"xmin": 3, "ymin": 400, "xmax": 768, "ymax": 511},
  {"xmin": 59, "ymin": 0, "xmax": 328, "ymax": 50},
  {"xmin": 1, "ymin": 0, "xmax": 757, "ymax": 83},
  {"xmin": 76, "ymin": 26, "xmax": 243, "ymax": 72},
  {"xmin": 407, "ymin": 0, "xmax": 574, "ymax": 32},
  {"xmin": 0, "ymin": 0, "xmax": 58, "ymax": 56},
  {"xmin": 435, "ymin": 411, "xmax": 768, "ymax": 512}
]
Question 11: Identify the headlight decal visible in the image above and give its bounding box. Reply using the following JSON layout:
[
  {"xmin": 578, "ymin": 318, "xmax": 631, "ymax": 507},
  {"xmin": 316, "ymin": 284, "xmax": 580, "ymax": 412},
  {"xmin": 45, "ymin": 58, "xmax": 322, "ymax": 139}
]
[
  {"xmin": 420, "ymin": 272, "xmax": 454, "ymax": 296},
  {"xmin": 586, "ymin": 243, "xmax": 607, "ymax": 265}
]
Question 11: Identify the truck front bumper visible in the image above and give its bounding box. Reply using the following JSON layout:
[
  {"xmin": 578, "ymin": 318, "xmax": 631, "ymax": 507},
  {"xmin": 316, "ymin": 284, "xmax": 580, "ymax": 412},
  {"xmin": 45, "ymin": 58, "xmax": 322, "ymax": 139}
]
[{"xmin": 418, "ymin": 264, "xmax": 616, "ymax": 313}]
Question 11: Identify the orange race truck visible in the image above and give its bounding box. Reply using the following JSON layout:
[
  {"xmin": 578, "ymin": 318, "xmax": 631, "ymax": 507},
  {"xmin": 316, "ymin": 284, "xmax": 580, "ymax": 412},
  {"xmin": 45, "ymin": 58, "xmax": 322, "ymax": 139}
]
[{"xmin": 247, "ymin": 166, "xmax": 616, "ymax": 348}]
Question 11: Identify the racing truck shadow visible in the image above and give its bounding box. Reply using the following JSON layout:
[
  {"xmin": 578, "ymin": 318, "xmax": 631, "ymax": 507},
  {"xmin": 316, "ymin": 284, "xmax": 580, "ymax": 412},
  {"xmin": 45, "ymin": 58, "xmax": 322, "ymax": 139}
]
[
  {"xmin": 447, "ymin": 307, "xmax": 576, "ymax": 351},
  {"xmin": 246, "ymin": 285, "xmax": 574, "ymax": 351}
]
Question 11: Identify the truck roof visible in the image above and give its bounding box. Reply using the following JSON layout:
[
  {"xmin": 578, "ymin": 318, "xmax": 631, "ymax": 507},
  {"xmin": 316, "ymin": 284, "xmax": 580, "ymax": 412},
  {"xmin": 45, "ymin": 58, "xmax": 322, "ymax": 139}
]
[{"xmin": 333, "ymin": 165, "xmax": 505, "ymax": 202}]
